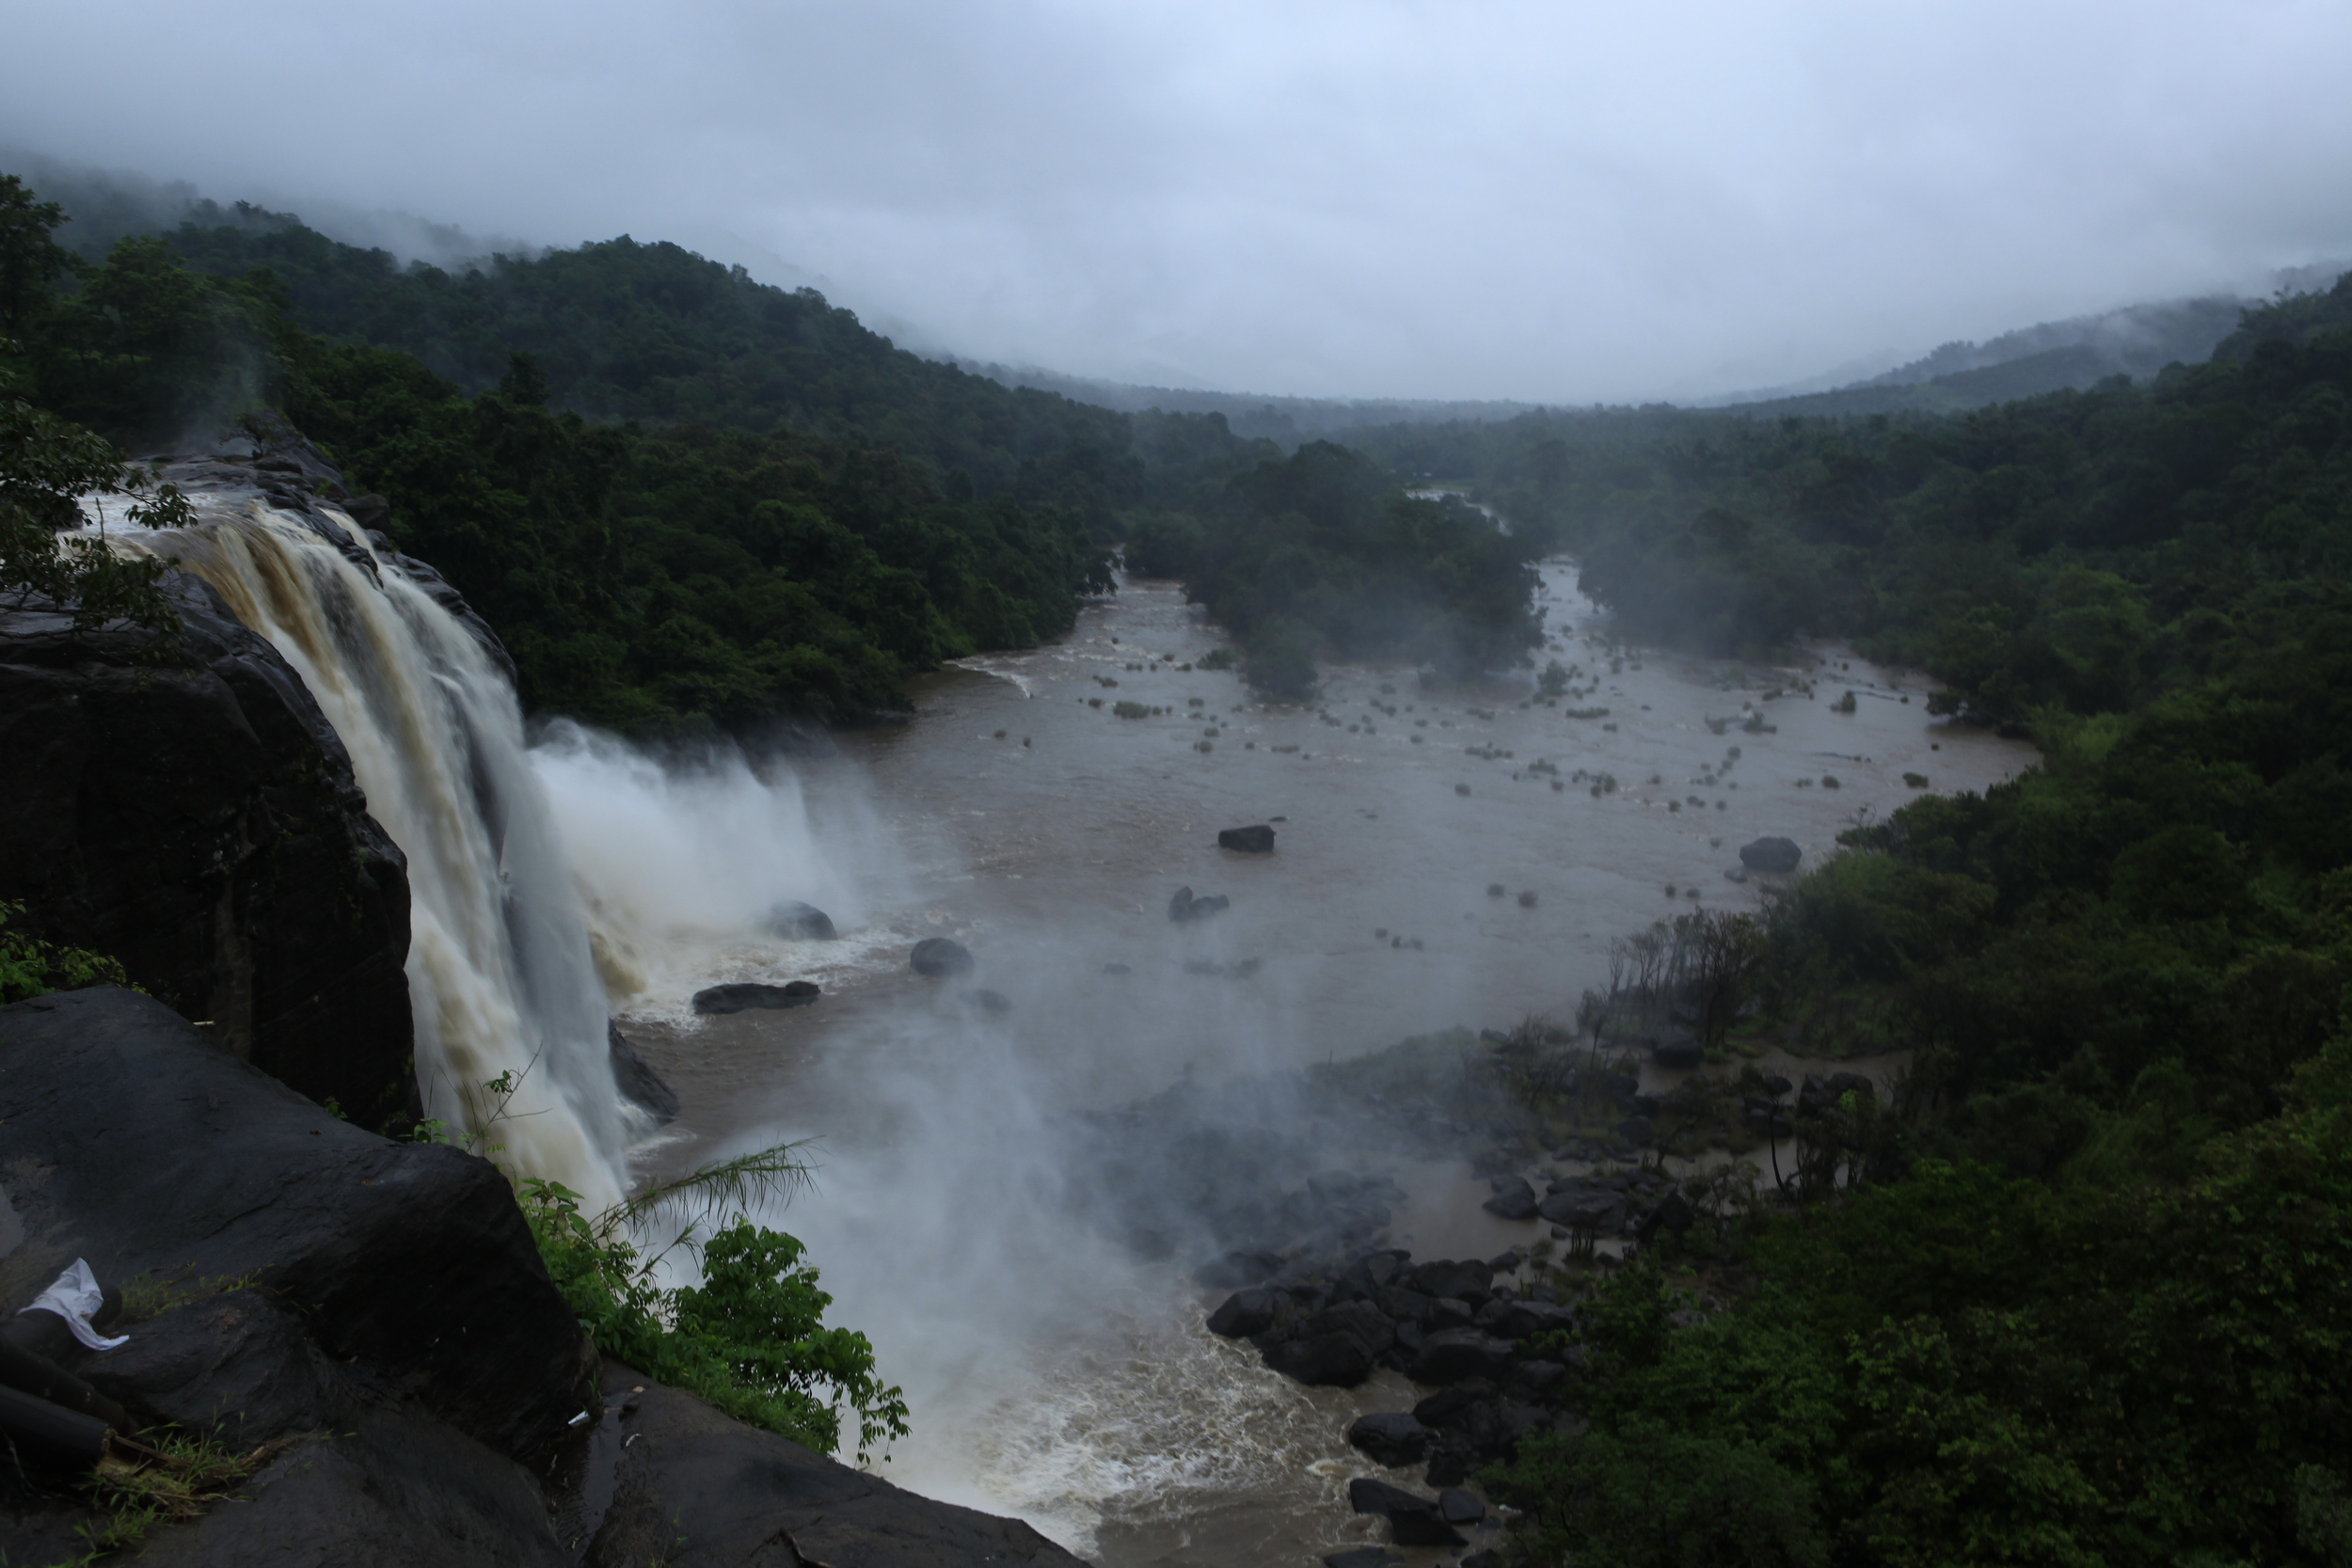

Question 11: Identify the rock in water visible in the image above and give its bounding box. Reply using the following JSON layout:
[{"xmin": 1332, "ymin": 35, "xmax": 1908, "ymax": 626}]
[
  {"xmin": 758, "ymin": 900, "xmax": 837, "ymax": 941},
  {"xmin": 608, "ymin": 1022, "xmax": 680, "ymax": 1123},
  {"xmin": 1217, "ymin": 824, "xmax": 1276, "ymax": 853},
  {"xmin": 1482, "ymin": 1177, "xmax": 1539, "ymax": 1220},
  {"xmin": 691, "ymin": 981, "xmax": 819, "ymax": 1015},
  {"xmin": 910, "ymin": 937, "xmax": 975, "ymax": 977},
  {"xmin": 1346, "ymin": 1478, "xmax": 1466, "ymax": 1548},
  {"xmin": 1168, "ymin": 886, "xmax": 1232, "ymax": 922},
  {"xmin": 1205, "ymin": 1289, "xmax": 1278, "ymax": 1338},
  {"xmin": 1739, "ymin": 836, "xmax": 1803, "ymax": 873},
  {"xmin": 1348, "ymin": 1412, "xmax": 1432, "ymax": 1466}
]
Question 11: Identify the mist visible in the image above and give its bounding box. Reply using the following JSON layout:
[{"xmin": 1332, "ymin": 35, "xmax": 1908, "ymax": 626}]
[{"xmin": 5, "ymin": 1, "xmax": 2349, "ymax": 404}]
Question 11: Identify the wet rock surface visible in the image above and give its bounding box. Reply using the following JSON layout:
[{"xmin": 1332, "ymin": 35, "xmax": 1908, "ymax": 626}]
[
  {"xmin": 691, "ymin": 980, "xmax": 821, "ymax": 1015},
  {"xmin": 758, "ymin": 900, "xmax": 838, "ymax": 941},
  {"xmin": 0, "ymin": 990, "xmax": 1081, "ymax": 1566},
  {"xmin": 609, "ymin": 1021, "xmax": 682, "ymax": 1124},
  {"xmin": 0, "ymin": 570, "xmax": 416, "ymax": 1131},
  {"xmin": 910, "ymin": 936, "xmax": 975, "ymax": 977}
]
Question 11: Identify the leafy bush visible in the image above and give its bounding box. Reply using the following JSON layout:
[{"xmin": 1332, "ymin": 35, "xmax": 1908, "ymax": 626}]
[
  {"xmin": 0, "ymin": 898, "xmax": 132, "ymax": 1004},
  {"xmin": 519, "ymin": 1176, "xmax": 907, "ymax": 1461}
]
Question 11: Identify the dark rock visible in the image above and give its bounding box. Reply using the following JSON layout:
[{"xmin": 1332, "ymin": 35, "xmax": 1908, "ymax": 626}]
[
  {"xmin": 691, "ymin": 980, "xmax": 819, "ymax": 1015},
  {"xmin": 1638, "ymin": 1192, "xmax": 1696, "ymax": 1242},
  {"xmin": 1264, "ymin": 1331, "xmax": 1376, "ymax": 1387},
  {"xmin": 1310, "ymin": 1300, "xmax": 1399, "ymax": 1354},
  {"xmin": 0, "ymin": 574, "xmax": 415, "ymax": 1131},
  {"xmin": 1428, "ymin": 1297, "xmax": 1477, "ymax": 1331},
  {"xmin": 1537, "ymin": 1189, "xmax": 1625, "ymax": 1231},
  {"xmin": 1739, "ymin": 836, "xmax": 1803, "ymax": 874},
  {"xmin": 1438, "ymin": 1487, "xmax": 1486, "ymax": 1526},
  {"xmin": 1346, "ymin": 1411, "xmax": 1431, "ymax": 1467},
  {"xmin": 1411, "ymin": 1386, "xmax": 1493, "ymax": 1431},
  {"xmin": 1217, "ymin": 824, "xmax": 1276, "ymax": 853},
  {"xmin": 1463, "ymin": 1552, "xmax": 1502, "ymax": 1568},
  {"xmin": 564, "ymin": 1360, "xmax": 1085, "ymax": 1568},
  {"xmin": 911, "ymin": 937, "xmax": 975, "ymax": 977},
  {"xmin": 76, "ymin": 1291, "xmax": 342, "ymax": 1447},
  {"xmin": 1194, "ymin": 1250, "xmax": 1284, "ymax": 1290},
  {"xmin": 963, "ymin": 989, "xmax": 1013, "ymax": 1015},
  {"xmin": 1408, "ymin": 1330, "xmax": 1515, "ymax": 1386},
  {"xmin": 1652, "ymin": 1030, "xmax": 1705, "ymax": 1070},
  {"xmin": 1486, "ymin": 1249, "xmax": 1524, "ymax": 1274},
  {"xmin": 758, "ymin": 900, "xmax": 837, "ymax": 941},
  {"xmin": 1423, "ymin": 1432, "xmax": 1476, "ymax": 1487},
  {"xmin": 1167, "ymin": 886, "xmax": 1231, "ymax": 922},
  {"xmin": 1347, "ymin": 1477, "xmax": 1435, "ymax": 1518},
  {"xmin": 1205, "ymin": 1289, "xmax": 1277, "ymax": 1338},
  {"xmin": 606, "ymin": 1023, "xmax": 679, "ymax": 1125},
  {"xmin": 1323, "ymin": 1551, "xmax": 1399, "ymax": 1568},
  {"xmin": 1377, "ymin": 1286, "xmax": 1438, "ymax": 1325},
  {"xmin": 111, "ymin": 1405, "xmax": 570, "ymax": 1566},
  {"xmin": 1507, "ymin": 1360, "xmax": 1567, "ymax": 1400},
  {"xmin": 1101, "ymin": 962, "xmax": 1132, "ymax": 975},
  {"xmin": 1614, "ymin": 1115, "xmax": 1657, "ymax": 1148},
  {"xmin": 0, "ymin": 990, "xmax": 594, "ymax": 1461},
  {"xmin": 1481, "ymin": 1177, "xmax": 1538, "ymax": 1220},
  {"xmin": 1492, "ymin": 1300, "xmax": 1578, "ymax": 1341},
  {"xmin": 1348, "ymin": 1479, "xmax": 1467, "ymax": 1547},
  {"xmin": 1408, "ymin": 1259, "xmax": 1493, "ymax": 1305}
]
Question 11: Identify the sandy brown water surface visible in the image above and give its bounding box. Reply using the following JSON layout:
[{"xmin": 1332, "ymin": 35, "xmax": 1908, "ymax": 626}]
[{"xmin": 593, "ymin": 561, "xmax": 2036, "ymax": 1566}]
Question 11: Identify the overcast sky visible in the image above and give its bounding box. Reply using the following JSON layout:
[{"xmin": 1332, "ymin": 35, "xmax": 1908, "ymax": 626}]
[{"xmin": 4, "ymin": 0, "xmax": 2348, "ymax": 402}]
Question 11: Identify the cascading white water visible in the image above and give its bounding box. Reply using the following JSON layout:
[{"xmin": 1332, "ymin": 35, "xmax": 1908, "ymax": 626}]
[{"xmin": 135, "ymin": 499, "xmax": 631, "ymax": 1211}]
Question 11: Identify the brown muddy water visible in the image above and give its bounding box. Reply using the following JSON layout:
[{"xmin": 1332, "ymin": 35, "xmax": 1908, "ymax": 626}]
[{"xmin": 548, "ymin": 561, "xmax": 2035, "ymax": 1567}]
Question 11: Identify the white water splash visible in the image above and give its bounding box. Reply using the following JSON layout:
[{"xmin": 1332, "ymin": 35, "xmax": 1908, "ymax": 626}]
[
  {"xmin": 139, "ymin": 501, "xmax": 629, "ymax": 1210},
  {"xmin": 528, "ymin": 721, "xmax": 910, "ymax": 1022}
]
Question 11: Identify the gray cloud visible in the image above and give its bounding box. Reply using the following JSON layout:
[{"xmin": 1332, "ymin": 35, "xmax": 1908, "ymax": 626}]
[{"xmin": 5, "ymin": 0, "xmax": 2348, "ymax": 401}]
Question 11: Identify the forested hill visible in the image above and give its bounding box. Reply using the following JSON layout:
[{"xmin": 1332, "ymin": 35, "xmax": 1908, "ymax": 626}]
[
  {"xmin": 5, "ymin": 170, "xmax": 1543, "ymax": 726},
  {"xmin": 154, "ymin": 204, "xmax": 1146, "ymax": 530}
]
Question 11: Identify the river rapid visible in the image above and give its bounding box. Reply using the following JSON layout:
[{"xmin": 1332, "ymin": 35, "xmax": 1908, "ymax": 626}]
[{"xmin": 548, "ymin": 560, "xmax": 2037, "ymax": 1566}]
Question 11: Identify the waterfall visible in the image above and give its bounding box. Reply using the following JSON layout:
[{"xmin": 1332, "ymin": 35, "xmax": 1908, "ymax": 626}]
[{"xmin": 135, "ymin": 499, "xmax": 630, "ymax": 1212}]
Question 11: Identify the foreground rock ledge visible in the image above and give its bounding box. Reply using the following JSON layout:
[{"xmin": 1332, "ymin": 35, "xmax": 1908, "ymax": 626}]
[{"xmin": 0, "ymin": 990, "xmax": 1086, "ymax": 1568}]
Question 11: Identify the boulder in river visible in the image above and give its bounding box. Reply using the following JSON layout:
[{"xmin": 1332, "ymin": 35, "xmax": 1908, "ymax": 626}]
[
  {"xmin": 1167, "ymin": 886, "xmax": 1231, "ymax": 922},
  {"xmin": 1408, "ymin": 1329, "xmax": 1515, "ymax": 1386},
  {"xmin": 911, "ymin": 937, "xmax": 975, "ymax": 977},
  {"xmin": 1205, "ymin": 1289, "xmax": 1278, "ymax": 1338},
  {"xmin": 1347, "ymin": 1412, "xmax": 1431, "ymax": 1467},
  {"xmin": 608, "ymin": 1022, "xmax": 680, "ymax": 1123},
  {"xmin": 758, "ymin": 900, "xmax": 837, "ymax": 941},
  {"xmin": 963, "ymin": 989, "xmax": 1013, "ymax": 1015},
  {"xmin": 1739, "ymin": 836, "xmax": 1803, "ymax": 874},
  {"xmin": 1217, "ymin": 824, "xmax": 1277, "ymax": 853},
  {"xmin": 691, "ymin": 980, "xmax": 819, "ymax": 1015},
  {"xmin": 1482, "ymin": 1177, "xmax": 1539, "ymax": 1220},
  {"xmin": 1347, "ymin": 1477, "xmax": 1466, "ymax": 1548}
]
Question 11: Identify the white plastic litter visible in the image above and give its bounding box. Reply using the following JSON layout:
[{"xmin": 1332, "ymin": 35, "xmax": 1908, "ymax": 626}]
[{"xmin": 19, "ymin": 1259, "xmax": 128, "ymax": 1352}]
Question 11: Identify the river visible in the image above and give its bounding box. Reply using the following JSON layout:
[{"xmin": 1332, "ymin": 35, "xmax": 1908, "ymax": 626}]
[{"xmin": 548, "ymin": 559, "xmax": 2036, "ymax": 1566}]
